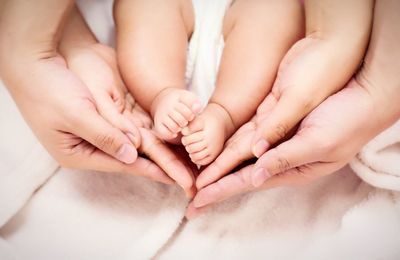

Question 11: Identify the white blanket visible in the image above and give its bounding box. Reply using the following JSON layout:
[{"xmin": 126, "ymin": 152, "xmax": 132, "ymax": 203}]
[{"xmin": 1, "ymin": 0, "xmax": 400, "ymax": 259}]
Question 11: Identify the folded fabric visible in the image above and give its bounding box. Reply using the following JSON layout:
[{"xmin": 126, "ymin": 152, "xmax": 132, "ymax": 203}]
[
  {"xmin": 350, "ymin": 120, "xmax": 400, "ymax": 191},
  {"xmin": 0, "ymin": 86, "xmax": 58, "ymax": 228}
]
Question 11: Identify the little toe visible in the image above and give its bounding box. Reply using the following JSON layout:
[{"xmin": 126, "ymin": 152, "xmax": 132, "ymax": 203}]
[
  {"xmin": 181, "ymin": 131, "xmax": 204, "ymax": 146},
  {"xmin": 169, "ymin": 109, "xmax": 189, "ymax": 128},
  {"xmin": 175, "ymin": 103, "xmax": 195, "ymax": 121},
  {"xmin": 182, "ymin": 118, "xmax": 204, "ymax": 136},
  {"xmin": 185, "ymin": 141, "xmax": 207, "ymax": 154},
  {"xmin": 195, "ymin": 155, "xmax": 214, "ymax": 166},
  {"xmin": 179, "ymin": 92, "xmax": 202, "ymax": 114},
  {"xmin": 190, "ymin": 149, "xmax": 210, "ymax": 163}
]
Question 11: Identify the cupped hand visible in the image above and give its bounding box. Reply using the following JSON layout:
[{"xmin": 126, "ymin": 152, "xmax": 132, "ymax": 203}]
[
  {"xmin": 186, "ymin": 78, "xmax": 394, "ymax": 218},
  {"xmin": 251, "ymin": 0, "xmax": 373, "ymax": 158},
  {"xmin": 1, "ymin": 52, "xmax": 174, "ymax": 182},
  {"xmin": 187, "ymin": 0, "xmax": 400, "ymax": 217}
]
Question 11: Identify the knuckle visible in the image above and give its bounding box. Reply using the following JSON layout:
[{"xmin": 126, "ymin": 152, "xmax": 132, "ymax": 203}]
[
  {"xmin": 94, "ymin": 132, "xmax": 117, "ymax": 152},
  {"xmin": 276, "ymin": 156, "xmax": 291, "ymax": 173},
  {"xmin": 273, "ymin": 123, "xmax": 289, "ymax": 140}
]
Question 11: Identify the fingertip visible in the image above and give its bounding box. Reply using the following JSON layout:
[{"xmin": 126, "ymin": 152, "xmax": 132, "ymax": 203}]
[
  {"xmin": 116, "ymin": 144, "xmax": 138, "ymax": 164},
  {"xmin": 127, "ymin": 133, "xmax": 141, "ymax": 148},
  {"xmin": 252, "ymin": 138, "xmax": 270, "ymax": 158},
  {"xmin": 185, "ymin": 185, "xmax": 197, "ymax": 199},
  {"xmin": 185, "ymin": 202, "xmax": 202, "ymax": 220}
]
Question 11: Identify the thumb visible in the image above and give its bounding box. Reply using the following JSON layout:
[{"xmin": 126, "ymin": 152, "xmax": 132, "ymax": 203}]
[
  {"xmin": 252, "ymin": 92, "xmax": 311, "ymax": 157},
  {"xmin": 72, "ymin": 109, "xmax": 138, "ymax": 164},
  {"xmin": 250, "ymin": 134, "xmax": 318, "ymax": 187}
]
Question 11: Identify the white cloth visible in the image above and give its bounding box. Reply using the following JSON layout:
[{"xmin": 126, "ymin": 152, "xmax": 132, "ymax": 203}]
[
  {"xmin": 350, "ymin": 120, "xmax": 400, "ymax": 191},
  {"xmin": 1, "ymin": 0, "xmax": 400, "ymax": 259}
]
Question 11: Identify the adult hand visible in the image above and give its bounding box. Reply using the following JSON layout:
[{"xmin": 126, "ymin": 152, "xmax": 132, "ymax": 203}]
[
  {"xmin": 251, "ymin": 0, "xmax": 373, "ymax": 158},
  {"xmin": 188, "ymin": 0, "xmax": 400, "ymax": 217},
  {"xmin": 196, "ymin": 0, "xmax": 374, "ymax": 190},
  {"xmin": 0, "ymin": 1, "xmax": 196, "ymax": 191},
  {"xmin": 58, "ymin": 7, "xmax": 196, "ymax": 194}
]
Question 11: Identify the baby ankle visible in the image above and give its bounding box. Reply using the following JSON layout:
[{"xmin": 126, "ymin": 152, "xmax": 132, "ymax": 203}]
[{"xmin": 208, "ymin": 102, "xmax": 236, "ymax": 134}]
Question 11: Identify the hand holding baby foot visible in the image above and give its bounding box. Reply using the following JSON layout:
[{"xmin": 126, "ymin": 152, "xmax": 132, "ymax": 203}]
[
  {"xmin": 151, "ymin": 88, "xmax": 201, "ymax": 142},
  {"xmin": 182, "ymin": 103, "xmax": 235, "ymax": 166}
]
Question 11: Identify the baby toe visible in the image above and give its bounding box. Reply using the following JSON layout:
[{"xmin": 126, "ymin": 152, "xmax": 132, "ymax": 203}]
[
  {"xmin": 190, "ymin": 149, "xmax": 210, "ymax": 164},
  {"xmin": 169, "ymin": 109, "xmax": 189, "ymax": 128},
  {"xmin": 185, "ymin": 141, "xmax": 206, "ymax": 154},
  {"xmin": 164, "ymin": 116, "xmax": 181, "ymax": 134},
  {"xmin": 195, "ymin": 156, "xmax": 214, "ymax": 166},
  {"xmin": 175, "ymin": 103, "xmax": 195, "ymax": 121},
  {"xmin": 155, "ymin": 123, "xmax": 176, "ymax": 140},
  {"xmin": 179, "ymin": 91, "xmax": 202, "ymax": 114},
  {"xmin": 181, "ymin": 131, "xmax": 204, "ymax": 146}
]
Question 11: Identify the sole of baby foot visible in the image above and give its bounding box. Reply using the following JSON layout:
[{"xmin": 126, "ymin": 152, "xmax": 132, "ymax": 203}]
[
  {"xmin": 182, "ymin": 102, "xmax": 235, "ymax": 166},
  {"xmin": 151, "ymin": 87, "xmax": 202, "ymax": 142}
]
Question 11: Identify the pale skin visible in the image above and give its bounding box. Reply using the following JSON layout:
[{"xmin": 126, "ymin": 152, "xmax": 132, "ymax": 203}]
[
  {"xmin": 195, "ymin": 0, "xmax": 374, "ymax": 189},
  {"xmin": 58, "ymin": 6, "xmax": 198, "ymax": 197},
  {"xmin": 187, "ymin": 0, "xmax": 399, "ymax": 218},
  {"xmin": 115, "ymin": 0, "xmax": 303, "ymax": 165},
  {"xmin": 0, "ymin": 0, "xmax": 197, "ymax": 196}
]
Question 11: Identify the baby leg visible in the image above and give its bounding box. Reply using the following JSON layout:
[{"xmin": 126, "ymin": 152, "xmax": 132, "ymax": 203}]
[
  {"xmin": 115, "ymin": 0, "xmax": 201, "ymax": 141},
  {"xmin": 182, "ymin": 0, "xmax": 303, "ymax": 165}
]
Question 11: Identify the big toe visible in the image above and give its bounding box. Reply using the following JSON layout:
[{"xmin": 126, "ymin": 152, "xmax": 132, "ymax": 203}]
[{"xmin": 179, "ymin": 91, "xmax": 202, "ymax": 115}]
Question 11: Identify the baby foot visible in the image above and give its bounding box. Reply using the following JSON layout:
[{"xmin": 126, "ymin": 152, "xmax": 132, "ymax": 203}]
[
  {"xmin": 181, "ymin": 103, "xmax": 235, "ymax": 165},
  {"xmin": 151, "ymin": 88, "xmax": 201, "ymax": 141}
]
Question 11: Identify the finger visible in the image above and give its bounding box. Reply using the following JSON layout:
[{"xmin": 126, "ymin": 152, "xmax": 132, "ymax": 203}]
[
  {"xmin": 139, "ymin": 128, "xmax": 194, "ymax": 190},
  {"xmin": 256, "ymin": 93, "xmax": 278, "ymax": 121},
  {"xmin": 95, "ymin": 91, "xmax": 141, "ymax": 147},
  {"xmin": 252, "ymin": 92, "xmax": 311, "ymax": 158},
  {"xmin": 70, "ymin": 144, "xmax": 174, "ymax": 185},
  {"xmin": 260, "ymin": 161, "xmax": 346, "ymax": 189},
  {"xmin": 185, "ymin": 201, "xmax": 210, "ymax": 220},
  {"xmin": 193, "ymin": 164, "xmax": 254, "ymax": 208},
  {"xmin": 72, "ymin": 108, "xmax": 138, "ymax": 164},
  {"xmin": 250, "ymin": 135, "xmax": 320, "ymax": 187},
  {"xmin": 191, "ymin": 161, "xmax": 343, "ymax": 213},
  {"xmin": 196, "ymin": 141, "xmax": 253, "ymax": 189}
]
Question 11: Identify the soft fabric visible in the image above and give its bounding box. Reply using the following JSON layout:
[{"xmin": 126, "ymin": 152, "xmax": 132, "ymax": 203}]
[
  {"xmin": 350, "ymin": 120, "xmax": 400, "ymax": 191},
  {"xmin": 1, "ymin": 0, "xmax": 400, "ymax": 259},
  {"xmin": 0, "ymin": 86, "xmax": 58, "ymax": 228}
]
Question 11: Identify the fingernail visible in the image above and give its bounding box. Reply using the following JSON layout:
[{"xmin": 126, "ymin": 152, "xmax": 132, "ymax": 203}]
[
  {"xmin": 253, "ymin": 139, "xmax": 270, "ymax": 158},
  {"xmin": 251, "ymin": 168, "xmax": 271, "ymax": 187},
  {"xmin": 191, "ymin": 102, "xmax": 202, "ymax": 114},
  {"xmin": 116, "ymin": 144, "xmax": 138, "ymax": 164},
  {"xmin": 127, "ymin": 133, "xmax": 139, "ymax": 148}
]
